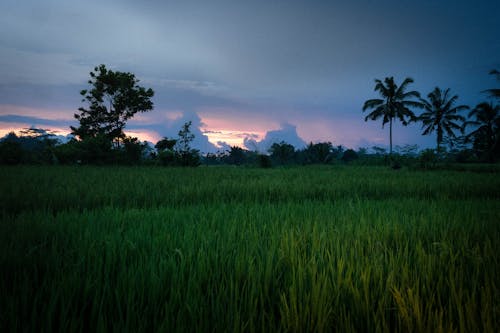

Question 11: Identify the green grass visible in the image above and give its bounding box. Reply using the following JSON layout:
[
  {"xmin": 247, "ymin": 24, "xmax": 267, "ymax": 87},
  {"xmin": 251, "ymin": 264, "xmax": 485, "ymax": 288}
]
[{"xmin": 1, "ymin": 165, "xmax": 499, "ymax": 332}]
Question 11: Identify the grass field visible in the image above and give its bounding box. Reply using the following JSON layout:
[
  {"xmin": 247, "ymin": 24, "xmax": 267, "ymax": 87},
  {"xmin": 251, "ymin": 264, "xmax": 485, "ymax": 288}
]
[{"xmin": 1, "ymin": 165, "xmax": 499, "ymax": 332}]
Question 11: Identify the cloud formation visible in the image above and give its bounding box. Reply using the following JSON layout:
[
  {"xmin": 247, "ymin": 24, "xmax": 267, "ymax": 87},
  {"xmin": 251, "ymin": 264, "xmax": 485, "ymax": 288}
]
[
  {"xmin": 244, "ymin": 123, "xmax": 306, "ymax": 153},
  {"xmin": 0, "ymin": 0, "xmax": 498, "ymax": 150}
]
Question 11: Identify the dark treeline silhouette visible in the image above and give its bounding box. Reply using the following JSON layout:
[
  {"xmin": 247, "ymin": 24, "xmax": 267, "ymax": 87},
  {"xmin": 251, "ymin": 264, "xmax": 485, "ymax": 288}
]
[{"xmin": 0, "ymin": 65, "xmax": 499, "ymax": 167}]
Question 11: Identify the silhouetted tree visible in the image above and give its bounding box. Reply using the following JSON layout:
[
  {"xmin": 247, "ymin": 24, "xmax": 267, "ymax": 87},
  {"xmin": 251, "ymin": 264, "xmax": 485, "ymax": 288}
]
[
  {"xmin": 483, "ymin": 69, "xmax": 500, "ymax": 100},
  {"xmin": 155, "ymin": 138, "xmax": 177, "ymax": 152},
  {"xmin": 0, "ymin": 128, "xmax": 60, "ymax": 164},
  {"xmin": 121, "ymin": 137, "xmax": 148, "ymax": 164},
  {"xmin": 269, "ymin": 141, "xmax": 295, "ymax": 165},
  {"xmin": 71, "ymin": 64, "xmax": 154, "ymax": 146},
  {"xmin": 154, "ymin": 137, "xmax": 177, "ymax": 165},
  {"xmin": 341, "ymin": 149, "xmax": 358, "ymax": 163},
  {"xmin": 226, "ymin": 146, "xmax": 247, "ymax": 165},
  {"xmin": 175, "ymin": 121, "xmax": 200, "ymax": 166},
  {"xmin": 301, "ymin": 142, "xmax": 338, "ymax": 164},
  {"xmin": 418, "ymin": 87, "xmax": 468, "ymax": 152},
  {"xmin": 464, "ymin": 102, "xmax": 500, "ymax": 162},
  {"xmin": 0, "ymin": 132, "xmax": 24, "ymax": 164},
  {"xmin": 363, "ymin": 77, "xmax": 421, "ymax": 155}
]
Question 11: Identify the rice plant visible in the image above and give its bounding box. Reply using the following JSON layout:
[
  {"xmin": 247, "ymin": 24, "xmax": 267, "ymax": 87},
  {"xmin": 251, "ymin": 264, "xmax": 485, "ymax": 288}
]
[{"xmin": 1, "ymin": 166, "xmax": 499, "ymax": 332}]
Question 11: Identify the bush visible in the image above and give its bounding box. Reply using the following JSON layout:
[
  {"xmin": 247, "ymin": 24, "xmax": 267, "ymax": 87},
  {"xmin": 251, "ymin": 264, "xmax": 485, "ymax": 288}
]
[
  {"xmin": 257, "ymin": 154, "xmax": 272, "ymax": 168},
  {"xmin": 418, "ymin": 149, "xmax": 438, "ymax": 169}
]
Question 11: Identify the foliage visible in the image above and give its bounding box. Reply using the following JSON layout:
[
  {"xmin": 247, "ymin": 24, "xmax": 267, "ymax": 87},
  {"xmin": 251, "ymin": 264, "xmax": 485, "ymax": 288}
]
[
  {"xmin": 257, "ymin": 154, "xmax": 272, "ymax": 168},
  {"xmin": 0, "ymin": 129, "xmax": 59, "ymax": 164},
  {"xmin": 418, "ymin": 149, "xmax": 439, "ymax": 169},
  {"xmin": 174, "ymin": 121, "xmax": 200, "ymax": 167},
  {"xmin": 483, "ymin": 69, "xmax": 500, "ymax": 100},
  {"xmin": 341, "ymin": 149, "xmax": 358, "ymax": 163},
  {"xmin": 226, "ymin": 146, "xmax": 247, "ymax": 165},
  {"xmin": 1, "ymin": 166, "xmax": 499, "ymax": 332},
  {"xmin": 464, "ymin": 102, "xmax": 500, "ymax": 162},
  {"xmin": 154, "ymin": 137, "xmax": 177, "ymax": 152},
  {"xmin": 269, "ymin": 141, "xmax": 295, "ymax": 165},
  {"xmin": 418, "ymin": 87, "xmax": 468, "ymax": 152},
  {"xmin": 299, "ymin": 142, "xmax": 341, "ymax": 164},
  {"xmin": 71, "ymin": 64, "xmax": 154, "ymax": 145},
  {"xmin": 363, "ymin": 77, "xmax": 421, "ymax": 154},
  {"xmin": 0, "ymin": 137, "xmax": 24, "ymax": 164},
  {"xmin": 120, "ymin": 137, "xmax": 148, "ymax": 165}
]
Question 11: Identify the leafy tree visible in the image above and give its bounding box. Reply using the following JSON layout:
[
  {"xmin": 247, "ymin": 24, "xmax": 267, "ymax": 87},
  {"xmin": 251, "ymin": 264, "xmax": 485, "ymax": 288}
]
[
  {"xmin": 418, "ymin": 87, "xmax": 468, "ymax": 152},
  {"xmin": 71, "ymin": 64, "xmax": 154, "ymax": 145},
  {"xmin": 154, "ymin": 137, "xmax": 178, "ymax": 166},
  {"xmin": 269, "ymin": 141, "xmax": 295, "ymax": 165},
  {"xmin": 464, "ymin": 102, "xmax": 500, "ymax": 162},
  {"xmin": 155, "ymin": 138, "xmax": 177, "ymax": 152},
  {"xmin": 121, "ymin": 137, "xmax": 148, "ymax": 164},
  {"xmin": 175, "ymin": 121, "xmax": 200, "ymax": 166},
  {"xmin": 363, "ymin": 77, "xmax": 421, "ymax": 155}
]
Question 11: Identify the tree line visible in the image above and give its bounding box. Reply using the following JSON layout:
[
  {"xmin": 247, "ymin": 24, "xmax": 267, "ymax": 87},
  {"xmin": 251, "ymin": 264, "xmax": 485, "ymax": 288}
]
[
  {"xmin": 0, "ymin": 65, "xmax": 499, "ymax": 167},
  {"xmin": 362, "ymin": 71, "xmax": 500, "ymax": 163}
]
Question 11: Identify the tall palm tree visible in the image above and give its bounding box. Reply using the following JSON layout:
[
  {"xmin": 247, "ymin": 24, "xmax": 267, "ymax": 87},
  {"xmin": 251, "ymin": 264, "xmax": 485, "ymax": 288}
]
[
  {"xmin": 418, "ymin": 87, "xmax": 468, "ymax": 152},
  {"xmin": 464, "ymin": 102, "xmax": 500, "ymax": 161},
  {"xmin": 363, "ymin": 77, "xmax": 421, "ymax": 155}
]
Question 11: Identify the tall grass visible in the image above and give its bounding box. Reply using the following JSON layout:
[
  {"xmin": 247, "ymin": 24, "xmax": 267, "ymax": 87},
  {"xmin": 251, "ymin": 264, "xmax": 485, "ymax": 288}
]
[{"xmin": 1, "ymin": 166, "xmax": 499, "ymax": 332}]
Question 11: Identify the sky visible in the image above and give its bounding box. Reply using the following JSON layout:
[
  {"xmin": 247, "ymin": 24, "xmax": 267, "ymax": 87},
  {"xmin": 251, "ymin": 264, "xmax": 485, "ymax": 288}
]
[{"xmin": 0, "ymin": 0, "xmax": 499, "ymax": 153}]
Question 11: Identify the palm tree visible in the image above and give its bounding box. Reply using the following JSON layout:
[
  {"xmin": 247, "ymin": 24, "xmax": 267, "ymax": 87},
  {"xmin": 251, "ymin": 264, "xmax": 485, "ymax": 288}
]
[
  {"xmin": 464, "ymin": 102, "xmax": 500, "ymax": 161},
  {"xmin": 418, "ymin": 87, "xmax": 468, "ymax": 152},
  {"xmin": 363, "ymin": 77, "xmax": 421, "ymax": 155},
  {"xmin": 483, "ymin": 69, "xmax": 500, "ymax": 100}
]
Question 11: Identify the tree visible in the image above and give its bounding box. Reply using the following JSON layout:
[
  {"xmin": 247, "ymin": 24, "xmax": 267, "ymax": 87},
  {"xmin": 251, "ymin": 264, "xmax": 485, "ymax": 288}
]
[
  {"xmin": 418, "ymin": 87, "xmax": 468, "ymax": 152},
  {"xmin": 341, "ymin": 149, "xmax": 358, "ymax": 163},
  {"xmin": 363, "ymin": 77, "xmax": 421, "ymax": 155},
  {"xmin": 226, "ymin": 146, "xmax": 247, "ymax": 165},
  {"xmin": 464, "ymin": 102, "xmax": 500, "ymax": 162},
  {"xmin": 71, "ymin": 64, "xmax": 154, "ymax": 145},
  {"xmin": 483, "ymin": 69, "xmax": 500, "ymax": 100},
  {"xmin": 301, "ymin": 142, "xmax": 337, "ymax": 164},
  {"xmin": 155, "ymin": 138, "xmax": 177, "ymax": 152},
  {"xmin": 269, "ymin": 141, "xmax": 295, "ymax": 165},
  {"xmin": 175, "ymin": 121, "xmax": 200, "ymax": 166}
]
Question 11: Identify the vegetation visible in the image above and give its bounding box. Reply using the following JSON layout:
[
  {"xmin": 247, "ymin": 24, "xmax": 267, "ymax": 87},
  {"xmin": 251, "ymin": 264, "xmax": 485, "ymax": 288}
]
[
  {"xmin": 464, "ymin": 102, "xmax": 500, "ymax": 162},
  {"xmin": 418, "ymin": 87, "xmax": 468, "ymax": 153},
  {"xmin": 1, "ymin": 166, "xmax": 499, "ymax": 332},
  {"xmin": 2, "ymin": 67, "xmax": 500, "ymax": 166},
  {"xmin": 362, "ymin": 77, "xmax": 421, "ymax": 155},
  {"xmin": 71, "ymin": 64, "xmax": 154, "ymax": 147}
]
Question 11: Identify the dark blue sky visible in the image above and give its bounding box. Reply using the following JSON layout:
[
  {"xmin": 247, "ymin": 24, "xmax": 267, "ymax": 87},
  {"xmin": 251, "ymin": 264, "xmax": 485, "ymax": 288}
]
[{"xmin": 1, "ymin": 0, "xmax": 499, "ymax": 152}]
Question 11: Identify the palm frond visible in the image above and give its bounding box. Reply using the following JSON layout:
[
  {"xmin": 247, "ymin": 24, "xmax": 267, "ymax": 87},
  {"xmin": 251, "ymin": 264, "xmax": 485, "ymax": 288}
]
[{"xmin": 362, "ymin": 99, "xmax": 384, "ymax": 111}]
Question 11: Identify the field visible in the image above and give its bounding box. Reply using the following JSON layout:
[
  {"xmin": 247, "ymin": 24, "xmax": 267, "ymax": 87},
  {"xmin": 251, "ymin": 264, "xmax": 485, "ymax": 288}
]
[{"xmin": 1, "ymin": 165, "xmax": 499, "ymax": 332}]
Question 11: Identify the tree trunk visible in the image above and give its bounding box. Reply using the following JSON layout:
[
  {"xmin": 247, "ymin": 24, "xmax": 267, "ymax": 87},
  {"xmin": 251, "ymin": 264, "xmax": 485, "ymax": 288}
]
[
  {"xmin": 437, "ymin": 127, "xmax": 442, "ymax": 153},
  {"xmin": 389, "ymin": 117, "xmax": 393, "ymax": 155}
]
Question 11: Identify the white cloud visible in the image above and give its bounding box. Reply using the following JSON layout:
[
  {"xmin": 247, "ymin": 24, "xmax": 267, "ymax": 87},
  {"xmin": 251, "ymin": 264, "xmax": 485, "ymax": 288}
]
[{"xmin": 243, "ymin": 123, "xmax": 306, "ymax": 153}]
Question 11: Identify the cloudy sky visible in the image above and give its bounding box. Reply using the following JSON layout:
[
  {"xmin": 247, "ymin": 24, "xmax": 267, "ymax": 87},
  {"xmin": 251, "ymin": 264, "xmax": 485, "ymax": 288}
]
[{"xmin": 1, "ymin": 0, "xmax": 498, "ymax": 152}]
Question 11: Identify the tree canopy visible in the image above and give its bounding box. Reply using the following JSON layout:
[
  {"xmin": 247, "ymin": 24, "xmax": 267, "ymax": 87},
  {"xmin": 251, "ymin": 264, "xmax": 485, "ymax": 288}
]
[
  {"xmin": 418, "ymin": 87, "xmax": 468, "ymax": 152},
  {"xmin": 71, "ymin": 64, "xmax": 154, "ymax": 144},
  {"xmin": 363, "ymin": 77, "xmax": 421, "ymax": 155}
]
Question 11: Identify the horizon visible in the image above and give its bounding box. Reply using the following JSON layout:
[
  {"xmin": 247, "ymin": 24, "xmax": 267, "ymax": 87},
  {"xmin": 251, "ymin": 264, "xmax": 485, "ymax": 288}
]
[{"xmin": 1, "ymin": 0, "xmax": 499, "ymax": 153}]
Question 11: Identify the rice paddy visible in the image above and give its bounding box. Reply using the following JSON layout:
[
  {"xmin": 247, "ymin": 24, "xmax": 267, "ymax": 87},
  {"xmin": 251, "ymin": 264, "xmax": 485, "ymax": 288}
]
[{"xmin": 1, "ymin": 165, "xmax": 499, "ymax": 332}]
